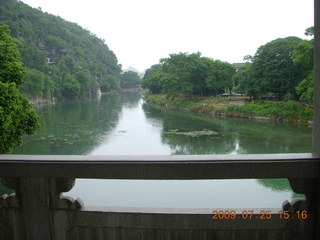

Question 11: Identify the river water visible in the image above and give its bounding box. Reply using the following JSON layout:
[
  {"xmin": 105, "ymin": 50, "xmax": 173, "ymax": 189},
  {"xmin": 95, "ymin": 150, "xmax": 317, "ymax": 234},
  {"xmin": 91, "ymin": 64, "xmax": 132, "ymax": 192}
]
[{"xmin": 13, "ymin": 91, "xmax": 312, "ymax": 208}]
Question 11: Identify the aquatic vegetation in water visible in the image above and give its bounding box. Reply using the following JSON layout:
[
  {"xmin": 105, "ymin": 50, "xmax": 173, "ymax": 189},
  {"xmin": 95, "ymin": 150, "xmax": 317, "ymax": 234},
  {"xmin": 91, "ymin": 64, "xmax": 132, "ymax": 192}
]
[{"xmin": 164, "ymin": 129, "xmax": 218, "ymax": 137}]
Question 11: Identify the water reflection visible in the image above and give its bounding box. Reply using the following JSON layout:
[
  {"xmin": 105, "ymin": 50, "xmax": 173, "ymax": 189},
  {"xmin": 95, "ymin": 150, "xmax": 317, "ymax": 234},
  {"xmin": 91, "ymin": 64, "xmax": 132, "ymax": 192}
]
[
  {"xmin": 89, "ymin": 96, "xmax": 171, "ymax": 155},
  {"xmin": 120, "ymin": 91, "xmax": 141, "ymax": 109},
  {"xmin": 142, "ymin": 102, "xmax": 312, "ymax": 155},
  {"xmin": 13, "ymin": 94, "xmax": 123, "ymax": 154},
  {"xmin": 10, "ymin": 92, "xmax": 311, "ymax": 208},
  {"xmin": 13, "ymin": 92, "xmax": 312, "ymax": 156}
]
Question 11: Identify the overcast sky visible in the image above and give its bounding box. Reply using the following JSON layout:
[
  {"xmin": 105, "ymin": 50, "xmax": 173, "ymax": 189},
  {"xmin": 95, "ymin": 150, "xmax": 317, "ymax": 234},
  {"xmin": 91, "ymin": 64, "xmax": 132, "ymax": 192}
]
[{"xmin": 21, "ymin": 0, "xmax": 313, "ymax": 72}]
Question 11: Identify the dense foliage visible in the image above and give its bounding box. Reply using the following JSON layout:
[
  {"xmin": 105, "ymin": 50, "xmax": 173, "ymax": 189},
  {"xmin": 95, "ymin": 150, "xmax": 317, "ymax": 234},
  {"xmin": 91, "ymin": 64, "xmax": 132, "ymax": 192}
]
[
  {"xmin": 121, "ymin": 71, "xmax": 141, "ymax": 89},
  {"xmin": 235, "ymin": 32, "xmax": 314, "ymax": 102},
  {"xmin": 224, "ymin": 101, "xmax": 313, "ymax": 122},
  {"xmin": 251, "ymin": 37, "xmax": 304, "ymax": 99},
  {"xmin": 294, "ymin": 27, "xmax": 314, "ymax": 103},
  {"xmin": 0, "ymin": 25, "xmax": 39, "ymax": 153},
  {"xmin": 141, "ymin": 52, "xmax": 236, "ymax": 96},
  {"xmin": 142, "ymin": 28, "xmax": 314, "ymax": 105},
  {"xmin": 0, "ymin": 0, "xmax": 122, "ymax": 99},
  {"xmin": 145, "ymin": 94, "xmax": 313, "ymax": 122}
]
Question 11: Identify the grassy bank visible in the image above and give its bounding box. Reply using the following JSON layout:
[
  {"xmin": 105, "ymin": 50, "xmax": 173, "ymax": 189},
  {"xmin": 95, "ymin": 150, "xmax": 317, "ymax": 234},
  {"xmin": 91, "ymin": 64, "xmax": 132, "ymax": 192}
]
[{"xmin": 143, "ymin": 94, "xmax": 313, "ymax": 123}]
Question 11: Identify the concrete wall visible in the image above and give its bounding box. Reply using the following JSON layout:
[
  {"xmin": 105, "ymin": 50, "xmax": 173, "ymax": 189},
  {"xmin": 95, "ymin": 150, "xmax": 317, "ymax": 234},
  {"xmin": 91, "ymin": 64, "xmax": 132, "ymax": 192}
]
[{"xmin": 0, "ymin": 154, "xmax": 319, "ymax": 240}]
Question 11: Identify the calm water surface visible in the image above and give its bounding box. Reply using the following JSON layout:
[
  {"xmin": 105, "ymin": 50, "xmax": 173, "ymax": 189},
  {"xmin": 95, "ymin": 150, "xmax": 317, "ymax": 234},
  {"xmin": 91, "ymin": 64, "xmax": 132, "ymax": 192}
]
[{"xmin": 13, "ymin": 92, "xmax": 312, "ymax": 208}]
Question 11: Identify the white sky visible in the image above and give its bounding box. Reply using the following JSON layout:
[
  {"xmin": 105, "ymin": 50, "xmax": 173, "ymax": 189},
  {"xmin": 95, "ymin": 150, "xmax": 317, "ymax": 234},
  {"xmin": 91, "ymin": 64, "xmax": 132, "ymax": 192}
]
[{"xmin": 21, "ymin": 0, "xmax": 313, "ymax": 72}]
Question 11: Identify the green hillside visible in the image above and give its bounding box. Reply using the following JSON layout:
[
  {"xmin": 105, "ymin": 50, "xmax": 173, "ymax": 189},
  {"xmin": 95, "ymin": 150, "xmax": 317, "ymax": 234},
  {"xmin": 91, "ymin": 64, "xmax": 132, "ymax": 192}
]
[{"xmin": 0, "ymin": 0, "xmax": 122, "ymax": 100}]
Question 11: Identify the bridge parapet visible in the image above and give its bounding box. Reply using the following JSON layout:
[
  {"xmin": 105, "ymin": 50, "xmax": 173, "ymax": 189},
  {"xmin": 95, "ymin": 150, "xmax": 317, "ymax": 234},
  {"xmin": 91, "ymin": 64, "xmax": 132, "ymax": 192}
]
[{"xmin": 0, "ymin": 154, "xmax": 319, "ymax": 240}]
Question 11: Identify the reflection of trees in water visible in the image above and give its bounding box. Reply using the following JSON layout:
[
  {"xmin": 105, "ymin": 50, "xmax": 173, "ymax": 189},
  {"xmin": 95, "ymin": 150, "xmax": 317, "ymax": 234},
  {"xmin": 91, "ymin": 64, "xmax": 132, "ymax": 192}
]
[
  {"xmin": 120, "ymin": 91, "xmax": 142, "ymax": 109},
  {"xmin": 13, "ymin": 94, "xmax": 123, "ymax": 155},
  {"xmin": 162, "ymin": 134, "xmax": 236, "ymax": 155},
  {"xmin": 198, "ymin": 114, "xmax": 311, "ymax": 154},
  {"xmin": 142, "ymin": 103, "xmax": 236, "ymax": 154},
  {"xmin": 142, "ymin": 102, "xmax": 311, "ymax": 155},
  {"xmin": 257, "ymin": 179, "xmax": 303, "ymax": 199},
  {"xmin": 14, "ymin": 93, "xmax": 310, "ymax": 156}
]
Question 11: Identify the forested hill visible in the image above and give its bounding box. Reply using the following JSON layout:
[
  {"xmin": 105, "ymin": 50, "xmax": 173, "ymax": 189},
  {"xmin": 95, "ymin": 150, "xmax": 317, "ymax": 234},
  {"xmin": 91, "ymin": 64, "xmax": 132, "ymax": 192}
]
[{"xmin": 0, "ymin": 0, "xmax": 122, "ymax": 100}]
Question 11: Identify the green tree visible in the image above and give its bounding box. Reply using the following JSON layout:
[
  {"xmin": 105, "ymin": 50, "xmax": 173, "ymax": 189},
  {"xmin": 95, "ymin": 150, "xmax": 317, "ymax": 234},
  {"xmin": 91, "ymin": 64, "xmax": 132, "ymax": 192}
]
[
  {"xmin": 141, "ymin": 64, "xmax": 163, "ymax": 94},
  {"xmin": 142, "ymin": 52, "xmax": 236, "ymax": 96},
  {"xmin": 61, "ymin": 74, "xmax": 80, "ymax": 98},
  {"xmin": 0, "ymin": 0, "xmax": 122, "ymax": 99},
  {"xmin": 296, "ymin": 73, "xmax": 313, "ymax": 103},
  {"xmin": 160, "ymin": 52, "xmax": 208, "ymax": 95},
  {"xmin": 0, "ymin": 25, "xmax": 39, "ymax": 153},
  {"xmin": 42, "ymin": 73, "xmax": 55, "ymax": 98},
  {"xmin": 74, "ymin": 69, "xmax": 93, "ymax": 96},
  {"xmin": 105, "ymin": 74, "xmax": 120, "ymax": 91},
  {"xmin": 160, "ymin": 52, "xmax": 195, "ymax": 94},
  {"xmin": 205, "ymin": 59, "xmax": 235, "ymax": 95},
  {"xmin": 21, "ymin": 69, "xmax": 45, "ymax": 97},
  {"xmin": 233, "ymin": 64, "xmax": 259, "ymax": 99},
  {"xmin": 293, "ymin": 29, "xmax": 314, "ymax": 103},
  {"xmin": 121, "ymin": 71, "xmax": 141, "ymax": 89},
  {"xmin": 0, "ymin": 25, "xmax": 25, "ymax": 85},
  {"xmin": 21, "ymin": 68, "xmax": 55, "ymax": 99},
  {"xmin": 305, "ymin": 26, "xmax": 314, "ymax": 36},
  {"xmin": 17, "ymin": 39, "xmax": 46, "ymax": 72},
  {"xmin": 251, "ymin": 37, "xmax": 303, "ymax": 99}
]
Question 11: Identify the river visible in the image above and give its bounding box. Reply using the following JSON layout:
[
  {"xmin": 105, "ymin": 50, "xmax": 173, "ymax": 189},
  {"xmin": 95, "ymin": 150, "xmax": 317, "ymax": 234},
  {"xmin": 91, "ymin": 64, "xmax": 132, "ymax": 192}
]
[{"xmin": 12, "ymin": 91, "xmax": 312, "ymax": 208}]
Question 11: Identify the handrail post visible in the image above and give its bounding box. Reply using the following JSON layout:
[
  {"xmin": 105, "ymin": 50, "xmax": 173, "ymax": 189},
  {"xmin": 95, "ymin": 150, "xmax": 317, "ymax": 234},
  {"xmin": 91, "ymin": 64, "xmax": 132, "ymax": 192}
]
[
  {"xmin": 313, "ymin": 0, "xmax": 320, "ymax": 157},
  {"xmin": 20, "ymin": 178, "xmax": 53, "ymax": 240}
]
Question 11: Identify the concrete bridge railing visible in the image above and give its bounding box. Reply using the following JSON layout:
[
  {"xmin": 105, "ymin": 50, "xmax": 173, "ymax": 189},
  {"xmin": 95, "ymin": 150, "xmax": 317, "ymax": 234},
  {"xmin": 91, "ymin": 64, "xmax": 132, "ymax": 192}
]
[{"xmin": 0, "ymin": 153, "xmax": 319, "ymax": 240}]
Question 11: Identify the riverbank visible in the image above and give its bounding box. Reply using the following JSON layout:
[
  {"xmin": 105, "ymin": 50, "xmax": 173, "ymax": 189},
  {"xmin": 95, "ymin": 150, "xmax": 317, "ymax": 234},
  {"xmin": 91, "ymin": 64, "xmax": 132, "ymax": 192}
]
[
  {"xmin": 143, "ymin": 94, "xmax": 313, "ymax": 124},
  {"xmin": 28, "ymin": 88, "xmax": 144, "ymax": 105}
]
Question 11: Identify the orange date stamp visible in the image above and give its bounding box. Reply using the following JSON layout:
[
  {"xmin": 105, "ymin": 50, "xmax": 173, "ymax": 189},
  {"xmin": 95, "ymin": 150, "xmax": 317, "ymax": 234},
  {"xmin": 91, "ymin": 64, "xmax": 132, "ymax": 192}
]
[{"xmin": 212, "ymin": 210, "xmax": 308, "ymax": 220}]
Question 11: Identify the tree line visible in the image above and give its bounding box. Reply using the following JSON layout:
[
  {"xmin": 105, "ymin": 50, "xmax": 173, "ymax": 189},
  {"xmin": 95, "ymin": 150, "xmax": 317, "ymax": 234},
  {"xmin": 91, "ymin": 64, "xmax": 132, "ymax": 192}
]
[
  {"xmin": 235, "ymin": 28, "xmax": 314, "ymax": 102},
  {"xmin": 0, "ymin": 0, "xmax": 123, "ymax": 100},
  {"xmin": 142, "ymin": 28, "xmax": 314, "ymax": 104},
  {"xmin": 142, "ymin": 52, "xmax": 235, "ymax": 96},
  {"xmin": 0, "ymin": 10, "xmax": 141, "ymax": 154},
  {"xmin": 0, "ymin": 0, "xmax": 142, "ymax": 153}
]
